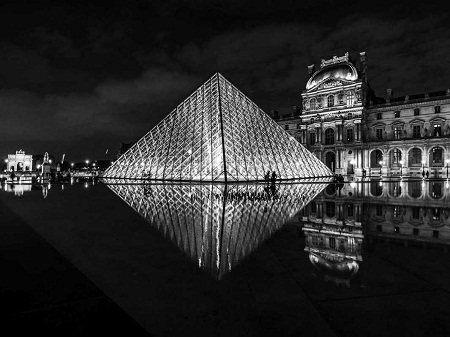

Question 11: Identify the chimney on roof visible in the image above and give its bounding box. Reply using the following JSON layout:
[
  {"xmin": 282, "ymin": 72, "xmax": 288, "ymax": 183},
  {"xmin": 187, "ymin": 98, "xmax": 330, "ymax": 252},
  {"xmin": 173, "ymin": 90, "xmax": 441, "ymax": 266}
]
[
  {"xmin": 359, "ymin": 52, "xmax": 368, "ymax": 82},
  {"xmin": 307, "ymin": 64, "xmax": 315, "ymax": 76},
  {"xmin": 387, "ymin": 88, "xmax": 394, "ymax": 102}
]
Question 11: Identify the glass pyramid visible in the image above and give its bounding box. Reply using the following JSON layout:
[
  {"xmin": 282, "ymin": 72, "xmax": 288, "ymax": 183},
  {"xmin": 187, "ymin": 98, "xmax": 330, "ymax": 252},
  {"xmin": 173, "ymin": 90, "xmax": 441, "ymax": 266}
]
[
  {"xmin": 104, "ymin": 180, "xmax": 328, "ymax": 279},
  {"xmin": 104, "ymin": 73, "xmax": 331, "ymax": 182}
]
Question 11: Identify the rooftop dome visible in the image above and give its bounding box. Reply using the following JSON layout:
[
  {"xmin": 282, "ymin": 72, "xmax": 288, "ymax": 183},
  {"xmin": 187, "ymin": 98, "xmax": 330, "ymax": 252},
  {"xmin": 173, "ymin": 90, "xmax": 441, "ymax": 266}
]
[{"xmin": 306, "ymin": 63, "xmax": 358, "ymax": 90}]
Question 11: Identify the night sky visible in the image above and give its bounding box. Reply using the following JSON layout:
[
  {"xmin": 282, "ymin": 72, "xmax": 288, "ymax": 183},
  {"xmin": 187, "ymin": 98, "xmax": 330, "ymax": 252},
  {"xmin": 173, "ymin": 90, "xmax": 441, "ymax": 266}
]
[{"xmin": 0, "ymin": 0, "xmax": 449, "ymax": 162}]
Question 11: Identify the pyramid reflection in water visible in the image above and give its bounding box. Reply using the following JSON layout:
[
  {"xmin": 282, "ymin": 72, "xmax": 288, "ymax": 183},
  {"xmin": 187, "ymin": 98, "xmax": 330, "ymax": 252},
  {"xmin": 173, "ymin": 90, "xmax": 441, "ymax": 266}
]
[
  {"xmin": 104, "ymin": 73, "xmax": 331, "ymax": 181},
  {"xmin": 105, "ymin": 180, "xmax": 328, "ymax": 279}
]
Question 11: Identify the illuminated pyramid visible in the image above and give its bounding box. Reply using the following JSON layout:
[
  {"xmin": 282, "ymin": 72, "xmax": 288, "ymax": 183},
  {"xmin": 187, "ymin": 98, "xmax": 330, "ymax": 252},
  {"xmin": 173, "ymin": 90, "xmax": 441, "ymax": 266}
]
[
  {"xmin": 104, "ymin": 73, "xmax": 331, "ymax": 181},
  {"xmin": 104, "ymin": 180, "xmax": 328, "ymax": 279}
]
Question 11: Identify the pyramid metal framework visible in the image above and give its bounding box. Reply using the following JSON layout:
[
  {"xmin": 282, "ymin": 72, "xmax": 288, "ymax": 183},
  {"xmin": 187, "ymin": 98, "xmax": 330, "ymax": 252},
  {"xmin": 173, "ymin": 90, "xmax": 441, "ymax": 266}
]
[
  {"xmin": 104, "ymin": 73, "xmax": 331, "ymax": 182},
  {"xmin": 104, "ymin": 180, "xmax": 328, "ymax": 279}
]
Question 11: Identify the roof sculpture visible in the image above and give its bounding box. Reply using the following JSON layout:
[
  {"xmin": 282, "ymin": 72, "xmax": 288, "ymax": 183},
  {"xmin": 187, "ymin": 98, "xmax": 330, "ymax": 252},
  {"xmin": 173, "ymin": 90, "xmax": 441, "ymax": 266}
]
[{"xmin": 104, "ymin": 73, "xmax": 331, "ymax": 182}]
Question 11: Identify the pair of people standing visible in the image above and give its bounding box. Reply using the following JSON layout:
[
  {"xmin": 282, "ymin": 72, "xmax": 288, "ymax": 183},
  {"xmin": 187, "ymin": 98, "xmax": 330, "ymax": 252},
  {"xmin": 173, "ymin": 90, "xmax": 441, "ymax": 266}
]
[{"xmin": 264, "ymin": 171, "xmax": 277, "ymax": 184}]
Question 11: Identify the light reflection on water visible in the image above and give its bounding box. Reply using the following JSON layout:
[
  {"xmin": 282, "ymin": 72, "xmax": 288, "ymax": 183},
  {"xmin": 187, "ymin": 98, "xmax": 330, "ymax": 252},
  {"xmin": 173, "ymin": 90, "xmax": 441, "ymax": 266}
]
[
  {"xmin": 103, "ymin": 179, "xmax": 329, "ymax": 279},
  {"xmin": 2, "ymin": 178, "xmax": 450, "ymax": 284}
]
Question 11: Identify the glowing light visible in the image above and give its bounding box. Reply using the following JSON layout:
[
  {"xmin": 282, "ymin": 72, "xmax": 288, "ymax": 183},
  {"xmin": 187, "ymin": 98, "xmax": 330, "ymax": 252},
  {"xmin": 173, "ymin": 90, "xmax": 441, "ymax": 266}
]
[
  {"xmin": 70, "ymin": 163, "xmax": 74, "ymax": 167},
  {"xmin": 421, "ymin": 160, "xmax": 425, "ymax": 165},
  {"xmin": 104, "ymin": 73, "xmax": 331, "ymax": 181},
  {"xmin": 399, "ymin": 160, "xmax": 404, "ymax": 165},
  {"xmin": 378, "ymin": 161, "xmax": 383, "ymax": 165},
  {"xmin": 36, "ymin": 164, "xmax": 41, "ymax": 169},
  {"xmin": 379, "ymin": 181, "xmax": 383, "ymax": 186},
  {"xmin": 4, "ymin": 159, "xmax": 8, "ymax": 163},
  {"xmin": 49, "ymin": 159, "xmax": 52, "ymax": 164},
  {"xmin": 85, "ymin": 160, "xmax": 90, "ymax": 165},
  {"xmin": 350, "ymin": 182, "xmax": 356, "ymax": 188}
]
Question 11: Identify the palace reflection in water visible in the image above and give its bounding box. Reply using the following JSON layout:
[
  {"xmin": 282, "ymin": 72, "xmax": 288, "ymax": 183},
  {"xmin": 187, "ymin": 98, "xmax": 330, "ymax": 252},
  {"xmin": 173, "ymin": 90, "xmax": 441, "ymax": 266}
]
[
  {"xmin": 104, "ymin": 179, "xmax": 329, "ymax": 279},
  {"xmin": 301, "ymin": 179, "xmax": 450, "ymax": 286}
]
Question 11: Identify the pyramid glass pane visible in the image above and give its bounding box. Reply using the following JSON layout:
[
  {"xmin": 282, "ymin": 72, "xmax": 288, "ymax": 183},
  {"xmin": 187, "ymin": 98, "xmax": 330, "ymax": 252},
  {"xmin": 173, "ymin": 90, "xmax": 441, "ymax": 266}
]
[
  {"xmin": 104, "ymin": 73, "xmax": 332, "ymax": 181},
  {"xmin": 104, "ymin": 180, "xmax": 328, "ymax": 279}
]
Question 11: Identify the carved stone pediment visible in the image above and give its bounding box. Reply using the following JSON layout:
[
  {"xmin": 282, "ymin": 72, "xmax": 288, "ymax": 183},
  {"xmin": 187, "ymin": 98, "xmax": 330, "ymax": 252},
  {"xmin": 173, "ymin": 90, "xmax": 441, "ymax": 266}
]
[
  {"xmin": 308, "ymin": 78, "xmax": 355, "ymax": 92},
  {"xmin": 317, "ymin": 79, "xmax": 343, "ymax": 90}
]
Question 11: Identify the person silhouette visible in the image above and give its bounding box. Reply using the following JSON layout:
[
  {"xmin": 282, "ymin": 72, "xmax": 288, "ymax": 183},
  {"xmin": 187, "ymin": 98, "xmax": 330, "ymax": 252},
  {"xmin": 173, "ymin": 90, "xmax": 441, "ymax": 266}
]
[
  {"xmin": 426, "ymin": 170, "xmax": 429, "ymax": 179},
  {"xmin": 265, "ymin": 171, "xmax": 270, "ymax": 184},
  {"xmin": 271, "ymin": 171, "xmax": 277, "ymax": 184}
]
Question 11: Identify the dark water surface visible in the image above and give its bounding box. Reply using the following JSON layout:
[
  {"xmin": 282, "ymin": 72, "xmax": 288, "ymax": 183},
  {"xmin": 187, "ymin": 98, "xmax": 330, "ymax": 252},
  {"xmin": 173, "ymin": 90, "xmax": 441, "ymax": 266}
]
[{"xmin": 1, "ymin": 179, "xmax": 450, "ymax": 336}]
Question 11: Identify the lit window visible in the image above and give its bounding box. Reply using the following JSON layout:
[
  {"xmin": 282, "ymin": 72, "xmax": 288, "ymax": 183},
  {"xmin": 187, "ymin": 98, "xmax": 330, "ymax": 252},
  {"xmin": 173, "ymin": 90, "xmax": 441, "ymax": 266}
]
[
  {"xmin": 394, "ymin": 226, "xmax": 400, "ymax": 233},
  {"xmin": 394, "ymin": 126, "xmax": 402, "ymax": 140},
  {"xmin": 392, "ymin": 149, "xmax": 402, "ymax": 164},
  {"xmin": 346, "ymin": 92, "xmax": 354, "ymax": 106},
  {"xmin": 327, "ymin": 95, "xmax": 334, "ymax": 107},
  {"xmin": 394, "ymin": 111, "xmax": 400, "ymax": 118},
  {"xmin": 433, "ymin": 124, "xmax": 442, "ymax": 137},
  {"xmin": 347, "ymin": 128, "xmax": 354, "ymax": 142}
]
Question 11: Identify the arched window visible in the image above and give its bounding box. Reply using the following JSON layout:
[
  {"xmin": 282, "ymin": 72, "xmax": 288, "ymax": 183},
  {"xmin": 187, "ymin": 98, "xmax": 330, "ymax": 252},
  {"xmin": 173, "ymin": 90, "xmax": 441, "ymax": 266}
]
[
  {"xmin": 327, "ymin": 95, "xmax": 334, "ymax": 107},
  {"xmin": 392, "ymin": 149, "xmax": 402, "ymax": 165},
  {"xmin": 310, "ymin": 98, "xmax": 316, "ymax": 110},
  {"xmin": 370, "ymin": 150, "xmax": 383, "ymax": 168},
  {"xmin": 325, "ymin": 128, "xmax": 335, "ymax": 145},
  {"xmin": 346, "ymin": 92, "xmax": 354, "ymax": 106},
  {"xmin": 430, "ymin": 147, "xmax": 443, "ymax": 166},
  {"xmin": 409, "ymin": 148, "xmax": 422, "ymax": 166}
]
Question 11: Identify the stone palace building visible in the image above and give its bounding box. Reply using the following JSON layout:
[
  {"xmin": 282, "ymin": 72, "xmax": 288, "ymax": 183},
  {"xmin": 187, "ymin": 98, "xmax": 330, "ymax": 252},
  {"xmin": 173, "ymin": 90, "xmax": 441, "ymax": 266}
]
[{"xmin": 274, "ymin": 52, "xmax": 450, "ymax": 178}]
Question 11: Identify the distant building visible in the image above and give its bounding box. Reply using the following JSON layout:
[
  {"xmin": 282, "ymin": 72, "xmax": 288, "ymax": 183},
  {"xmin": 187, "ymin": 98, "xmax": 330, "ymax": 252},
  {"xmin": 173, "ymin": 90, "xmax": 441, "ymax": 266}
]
[
  {"xmin": 6, "ymin": 150, "xmax": 32, "ymax": 171},
  {"xmin": 274, "ymin": 51, "xmax": 450, "ymax": 178}
]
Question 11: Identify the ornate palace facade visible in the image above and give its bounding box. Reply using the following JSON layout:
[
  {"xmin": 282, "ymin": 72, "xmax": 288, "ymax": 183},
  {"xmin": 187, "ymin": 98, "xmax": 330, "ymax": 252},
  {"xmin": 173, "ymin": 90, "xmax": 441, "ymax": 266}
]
[{"xmin": 275, "ymin": 52, "xmax": 450, "ymax": 178}]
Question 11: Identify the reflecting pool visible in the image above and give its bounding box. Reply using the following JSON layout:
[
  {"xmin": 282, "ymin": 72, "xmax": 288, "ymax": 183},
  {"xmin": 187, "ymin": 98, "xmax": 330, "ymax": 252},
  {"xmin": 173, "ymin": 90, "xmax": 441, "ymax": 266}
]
[{"xmin": 1, "ymin": 178, "xmax": 450, "ymax": 336}]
